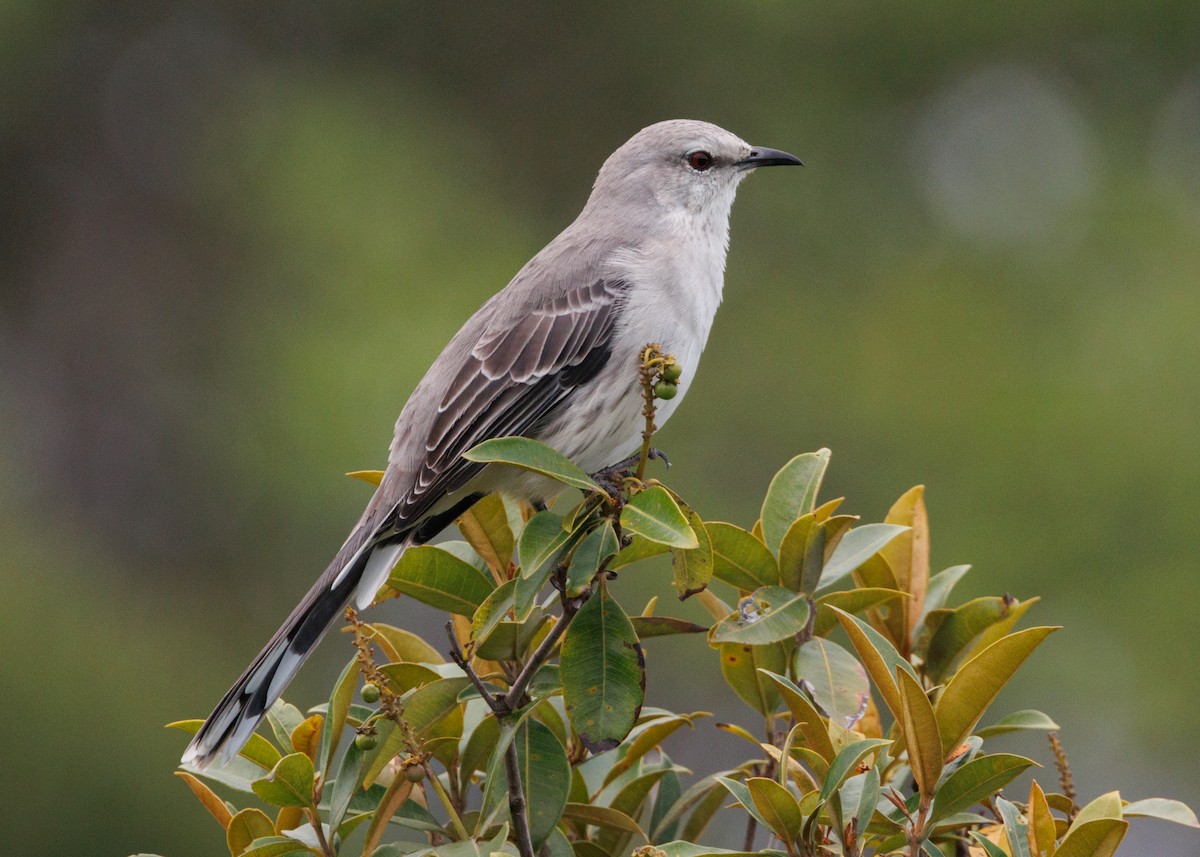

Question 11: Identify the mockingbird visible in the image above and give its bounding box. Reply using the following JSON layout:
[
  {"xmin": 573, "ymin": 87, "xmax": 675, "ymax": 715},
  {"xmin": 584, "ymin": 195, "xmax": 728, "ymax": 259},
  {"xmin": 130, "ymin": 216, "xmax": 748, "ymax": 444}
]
[{"xmin": 183, "ymin": 119, "xmax": 801, "ymax": 768}]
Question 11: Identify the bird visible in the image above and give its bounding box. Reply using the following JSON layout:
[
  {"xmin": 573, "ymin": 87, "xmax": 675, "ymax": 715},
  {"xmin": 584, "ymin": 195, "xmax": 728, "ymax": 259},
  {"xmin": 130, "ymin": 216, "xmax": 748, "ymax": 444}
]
[{"xmin": 182, "ymin": 119, "xmax": 802, "ymax": 769}]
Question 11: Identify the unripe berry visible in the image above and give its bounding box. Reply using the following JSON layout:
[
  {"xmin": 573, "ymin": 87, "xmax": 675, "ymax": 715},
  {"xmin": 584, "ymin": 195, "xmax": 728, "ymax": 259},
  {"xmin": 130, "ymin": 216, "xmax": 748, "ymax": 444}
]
[
  {"xmin": 360, "ymin": 682, "xmax": 381, "ymax": 704},
  {"xmin": 661, "ymin": 361, "xmax": 683, "ymax": 383},
  {"xmin": 354, "ymin": 732, "xmax": 378, "ymax": 751},
  {"xmin": 404, "ymin": 763, "xmax": 426, "ymax": 783},
  {"xmin": 653, "ymin": 381, "xmax": 678, "ymax": 400}
]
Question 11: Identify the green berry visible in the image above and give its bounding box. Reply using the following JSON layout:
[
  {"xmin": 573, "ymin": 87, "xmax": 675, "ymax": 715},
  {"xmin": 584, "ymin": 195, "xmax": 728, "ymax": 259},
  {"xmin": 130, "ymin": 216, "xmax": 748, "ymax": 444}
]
[
  {"xmin": 360, "ymin": 682, "xmax": 381, "ymax": 704},
  {"xmin": 653, "ymin": 381, "xmax": 678, "ymax": 400},
  {"xmin": 661, "ymin": 361, "xmax": 683, "ymax": 383},
  {"xmin": 354, "ymin": 732, "xmax": 378, "ymax": 751}
]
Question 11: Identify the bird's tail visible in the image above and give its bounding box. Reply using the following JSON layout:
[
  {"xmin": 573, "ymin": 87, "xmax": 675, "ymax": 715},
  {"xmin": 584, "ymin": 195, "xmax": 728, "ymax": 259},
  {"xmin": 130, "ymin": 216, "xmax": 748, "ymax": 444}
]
[{"xmin": 181, "ymin": 534, "xmax": 407, "ymax": 770}]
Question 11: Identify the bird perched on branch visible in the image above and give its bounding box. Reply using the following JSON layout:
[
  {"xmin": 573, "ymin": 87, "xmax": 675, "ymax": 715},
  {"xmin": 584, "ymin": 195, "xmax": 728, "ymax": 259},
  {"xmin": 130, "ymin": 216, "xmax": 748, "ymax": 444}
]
[{"xmin": 183, "ymin": 119, "xmax": 802, "ymax": 768}]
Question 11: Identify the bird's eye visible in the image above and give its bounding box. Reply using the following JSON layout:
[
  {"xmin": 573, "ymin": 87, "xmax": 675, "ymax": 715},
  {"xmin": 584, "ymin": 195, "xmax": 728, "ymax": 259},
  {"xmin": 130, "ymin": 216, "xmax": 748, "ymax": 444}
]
[{"xmin": 687, "ymin": 150, "xmax": 714, "ymax": 171}]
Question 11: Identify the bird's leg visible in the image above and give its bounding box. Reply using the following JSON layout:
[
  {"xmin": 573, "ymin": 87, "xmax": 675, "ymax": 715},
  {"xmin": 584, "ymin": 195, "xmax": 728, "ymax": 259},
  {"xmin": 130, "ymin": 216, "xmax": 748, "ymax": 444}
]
[{"xmin": 589, "ymin": 448, "xmax": 670, "ymax": 495}]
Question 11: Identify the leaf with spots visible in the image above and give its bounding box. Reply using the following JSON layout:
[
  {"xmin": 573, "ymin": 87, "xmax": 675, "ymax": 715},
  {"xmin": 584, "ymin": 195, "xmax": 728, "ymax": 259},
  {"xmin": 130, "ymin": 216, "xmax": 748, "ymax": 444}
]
[{"xmin": 561, "ymin": 584, "xmax": 645, "ymax": 752}]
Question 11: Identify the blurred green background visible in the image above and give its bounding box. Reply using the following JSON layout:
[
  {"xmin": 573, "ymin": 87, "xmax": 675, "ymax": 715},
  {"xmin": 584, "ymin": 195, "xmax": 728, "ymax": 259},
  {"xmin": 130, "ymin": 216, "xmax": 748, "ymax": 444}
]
[{"xmin": 3, "ymin": 3, "xmax": 1198, "ymax": 855}]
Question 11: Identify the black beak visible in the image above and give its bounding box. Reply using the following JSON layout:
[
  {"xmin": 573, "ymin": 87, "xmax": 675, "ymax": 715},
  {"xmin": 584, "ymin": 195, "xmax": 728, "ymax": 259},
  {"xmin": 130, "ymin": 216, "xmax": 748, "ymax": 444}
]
[{"xmin": 737, "ymin": 146, "xmax": 804, "ymax": 169}]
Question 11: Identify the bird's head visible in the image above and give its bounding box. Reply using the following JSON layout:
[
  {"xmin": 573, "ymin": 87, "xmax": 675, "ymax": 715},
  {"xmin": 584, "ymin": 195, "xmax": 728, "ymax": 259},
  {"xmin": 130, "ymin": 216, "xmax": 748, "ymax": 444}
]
[{"xmin": 587, "ymin": 119, "xmax": 802, "ymax": 221}]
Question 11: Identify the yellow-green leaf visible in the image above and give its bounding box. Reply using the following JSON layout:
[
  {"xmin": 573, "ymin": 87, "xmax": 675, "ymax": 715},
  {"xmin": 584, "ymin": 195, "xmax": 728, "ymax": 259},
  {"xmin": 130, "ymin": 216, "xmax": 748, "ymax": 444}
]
[
  {"xmin": 226, "ymin": 807, "xmax": 275, "ymax": 856},
  {"xmin": 708, "ymin": 586, "xmax": 811, "ymax": 646},
  {"xmin": 829, "ymin": 607, "xmax": 918, "ymax": 726},
  {"xmin": 794, "ymin": 637, "xmax": 870, "ymax": 730},
  {"xmin": 251, "ymin": 752, "xmax": 315, "ymax": 809},
  {"xmin": 1055, "ymin": 819, "xmax": 1128, "ymax": 857},
  {"xmin": 757, "ymin": 669, "xmax": 836, "ymax": 762},
  {"xmin": 621, "ymin": 486, "xmax": 699, "ymax": 548},
  {"xmin": 720, "ymin": 641, "xmax": 788, "ymax": 715},
  {"xmin": 365, "ymin": 622, "xmax": 445, "ymax": 665},
  {"xmin": 456, "ymin": 493, "xmax": 514, "ymax": 576},
  {"xmin": 934, "ymin": 626, "xmax": 1059, "ymax": 756},
  {"xmin": 747, "ymin": 776, "xmax": 805, "ymax": 844},
  {"xmin": 671, "ymin": 509, "xmax": 713, "ymax": 599},
  {"xmin": 897, "ymin": 669, "xmax": 942, "ymax": 804},
  {"xmin": 1029, "ymin": 779, "xmax": 1057, "ymax": 857},
  {"xmin": 813, "ymin": 588, "xmax": 907, "ymax": 636},
  {"xmin": 707, "ymin": 521, "xmax": 778, "ymax": 592}
]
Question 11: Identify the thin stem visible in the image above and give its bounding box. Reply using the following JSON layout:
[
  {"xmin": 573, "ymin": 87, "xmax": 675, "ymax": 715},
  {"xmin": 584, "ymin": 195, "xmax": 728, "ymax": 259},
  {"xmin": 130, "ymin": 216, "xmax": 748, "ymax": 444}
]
[
  {"xmin": 307, "ymin": 805, "xmax": 335, "ymax": 857},
  {"xmin": 635, "ymin": 343, "xmax": 663, "ymax": 482},
  {"xmin": 505, "ymin": 738, "xmax": 536, "ymax": 857},
  {"xmin": 502, "ymin": 595, "xmax": 581, "ymax": 710},
  {"xmin": 742, "ymin": 813, "xmax": 758, "ymax": 852},
  {"xmin": 424, "ymin": 759, "xmax": 471, "ymax": 842}
]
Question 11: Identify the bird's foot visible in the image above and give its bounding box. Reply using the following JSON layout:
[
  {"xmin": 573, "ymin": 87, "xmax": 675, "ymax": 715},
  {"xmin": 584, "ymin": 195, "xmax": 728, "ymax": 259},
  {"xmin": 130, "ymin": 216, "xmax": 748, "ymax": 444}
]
[{"xmin": 589, "ymin": 449, "xmax": 669, "ymax": 497}]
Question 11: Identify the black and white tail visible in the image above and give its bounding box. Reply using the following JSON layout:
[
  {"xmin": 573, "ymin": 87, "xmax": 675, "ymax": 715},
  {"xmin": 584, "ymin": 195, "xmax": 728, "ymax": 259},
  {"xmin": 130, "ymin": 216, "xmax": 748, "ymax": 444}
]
[{"xmin": 182, "ymin": 533, "xmax": 407, "ymax": 769}]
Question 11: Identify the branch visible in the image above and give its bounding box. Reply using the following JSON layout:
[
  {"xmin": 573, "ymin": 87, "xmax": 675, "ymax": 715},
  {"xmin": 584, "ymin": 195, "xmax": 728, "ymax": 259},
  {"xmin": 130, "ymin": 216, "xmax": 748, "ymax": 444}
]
[{"xmin": 505, "ymin": 738, "xmax": 536, "ymax": 857}]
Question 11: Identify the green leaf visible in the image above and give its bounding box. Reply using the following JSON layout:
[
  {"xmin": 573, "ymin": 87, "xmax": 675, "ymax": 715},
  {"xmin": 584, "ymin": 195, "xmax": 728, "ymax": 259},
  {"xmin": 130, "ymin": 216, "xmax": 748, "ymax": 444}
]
[
  {"xmin": 817, "ymin": 523, "xmax": 909, "ymax": 592},
  {"xmin": 975, "ymin": 709, "xmax": 1060, "ymax": 740},
  {"xmin": 464, "ymin": 436, "xmax": 599, "ymax": 491},
  {"xmin": 251, "ymin": 753, "xmax": 315, "ymax": 809},
  {"xmin": 1074, "ymin": 791, "xmax": 1123, "ymax": 825},
  {"xmin": 621, "ymin": 486, "xmax": 699, "ymax": 548},
  {"xmin": 266, "ymin": 701, "xmax": 304, "ymax": 754},
  {"xmin": 565, "ymin": 520, "xmax": 619, "ymax": 597},
  {"xmin": 916, "ymin": 564, "xmax": 971, "ymax": 630},
  {"xmin": 604, "ymin": 712, "xmax": 708, "ymax": 786},
  {"xmin": 746, "ymin": 777, "xmax": 805, "ymax": 844},
  {"xmin": 560, "ymin": 803, "xmax": 648, "ymax": 839},
  {"xmin": 629, "ymin": 616, "xmax": 709, "ymax": 638},
  {"xmin": 1122, "ymin": 798, "xmax": 1200, "ymax": 827},
  {"xmin": 818, "ymin": 738, "xmax": 891, "ymax": 802},
  {"xmin": 720, "ymin": 641, "xmax": 788, "ymax": 715},
  {"xmin": 758, "ymin": 669, "xmax": 837, "ymax": 762},
  {"xmin": 672, "ymin": 509, "xmax": 714, "ymax": 599},
  {"xmin": 997, "ymin": 796, "xmax": 1032, "ymax": 857},
  {"xmin": 315, "ymin": 656, "xmax": 357, "ymax": 778},
  {"xmin": 707, "ymin": 522, "xmax": 778, "ymax": 592},
  {"xmin": 226, "ymin": 807, "xmax": 275, "ymax": 856},
  {"xmin": 470, "ymin": 578, "xmax": 517, "ymax": 649},
  {"xmin": 813, "ymin": 588, "xmax": 906, "ymax": 636},
  {"xmin": 326, "ymin": 736, "xmax": 365, "ymax": 834},
  {"xmin": 934, "ymin": 626, "xmax": 1059, "ymax": 756},
  {"xmin": 561, "ymin": 585, "xmax": 645, "ymax": 752},
  {"xmin": 597, "ymin": 767, "xmax": 677, "ymax": 855},
  {"xmin": 609, "ymin": 534, "xmax": 672, "ymax": 570},
  {"xmin": 506, "ymin": 719, "xmax": 571, "ymax": 846},
  {"xmin": 1055, "ymin": 819, "xmax": 1128, "ymax": 857},
  {"xmin": 778, "ymin": 514, "xmax": 824, "ymax": 593},
  {"xmin": 387, "ymin": 545, "xmax": 495, "ymax": 615},
  {"xmin": 795, "ymin": 637, "xmax": 870, "ymax": 730},
  {"xmin": 516, "ymin": 510, "xmax": 577, "ymax": 616},
  {"xmin": 897, "ymin": 669, "xmax": 942, "ymax": 804},
  {"xmin": 760, "ymin": 449, "xmax": 831, "ymax": 554},
  {"xmin": 238, "ymin": 837, "xmax": 314, "ymax": 857},
  {"xmin": 708, "ymin": 586, "xmax": 811, "ymax": 646},
  {"xmin": 829, "ymin": 607, "xmax": 918, "ymax": 725},
  {"xmin": 928, "ymin": 754, "xmax": 1036, "ymax": 824},
  {"xmin": 455, "ymin": 492, "xmax": 515, "ymax": 575}
]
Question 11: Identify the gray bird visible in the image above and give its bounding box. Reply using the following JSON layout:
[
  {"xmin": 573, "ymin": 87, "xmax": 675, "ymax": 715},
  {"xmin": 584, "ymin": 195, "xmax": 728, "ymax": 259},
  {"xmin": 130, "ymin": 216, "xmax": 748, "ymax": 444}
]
[{"xmin": 183, "ymin": 119, "xmax": 801, "ymax": 768}]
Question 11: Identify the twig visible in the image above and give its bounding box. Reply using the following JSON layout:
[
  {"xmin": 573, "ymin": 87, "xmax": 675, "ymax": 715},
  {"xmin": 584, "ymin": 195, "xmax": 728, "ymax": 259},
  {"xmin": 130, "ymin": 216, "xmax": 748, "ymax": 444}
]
[
  {"xmin": 502, "ymin": 594, "xmax": 583, "ymax": 710},
  {"xmin": 505, "ymin": 738, "xmax": 536, "ymax": 857},
  {"xmin": 635, "ymin": 344, "xmax": 664, "ymax": 481},
  {"xmin": 1049, "ymin": 732, "xmax": 1078, "ymax": 819}
]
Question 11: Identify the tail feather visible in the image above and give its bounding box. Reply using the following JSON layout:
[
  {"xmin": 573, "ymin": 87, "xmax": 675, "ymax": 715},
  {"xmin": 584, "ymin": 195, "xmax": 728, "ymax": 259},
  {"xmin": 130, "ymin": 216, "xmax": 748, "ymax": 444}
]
[{"xmin": 182, "ymin": 536, "xmax": 405, "ymax": 769}]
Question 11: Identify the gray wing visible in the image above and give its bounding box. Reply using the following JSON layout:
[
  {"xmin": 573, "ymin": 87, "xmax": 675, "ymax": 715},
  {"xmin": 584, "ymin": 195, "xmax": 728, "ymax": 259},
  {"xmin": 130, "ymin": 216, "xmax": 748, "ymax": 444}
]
[{"xmin": 381, "ymin": 276, "xmax": 626, "ymax": 535}]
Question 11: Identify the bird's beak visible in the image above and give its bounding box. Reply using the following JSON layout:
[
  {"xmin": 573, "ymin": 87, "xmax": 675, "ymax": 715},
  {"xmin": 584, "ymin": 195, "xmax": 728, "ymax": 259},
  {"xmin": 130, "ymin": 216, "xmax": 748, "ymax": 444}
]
[{"xmin": 736, "ymin": 147, "xmax": 804, "ymax": 169}]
